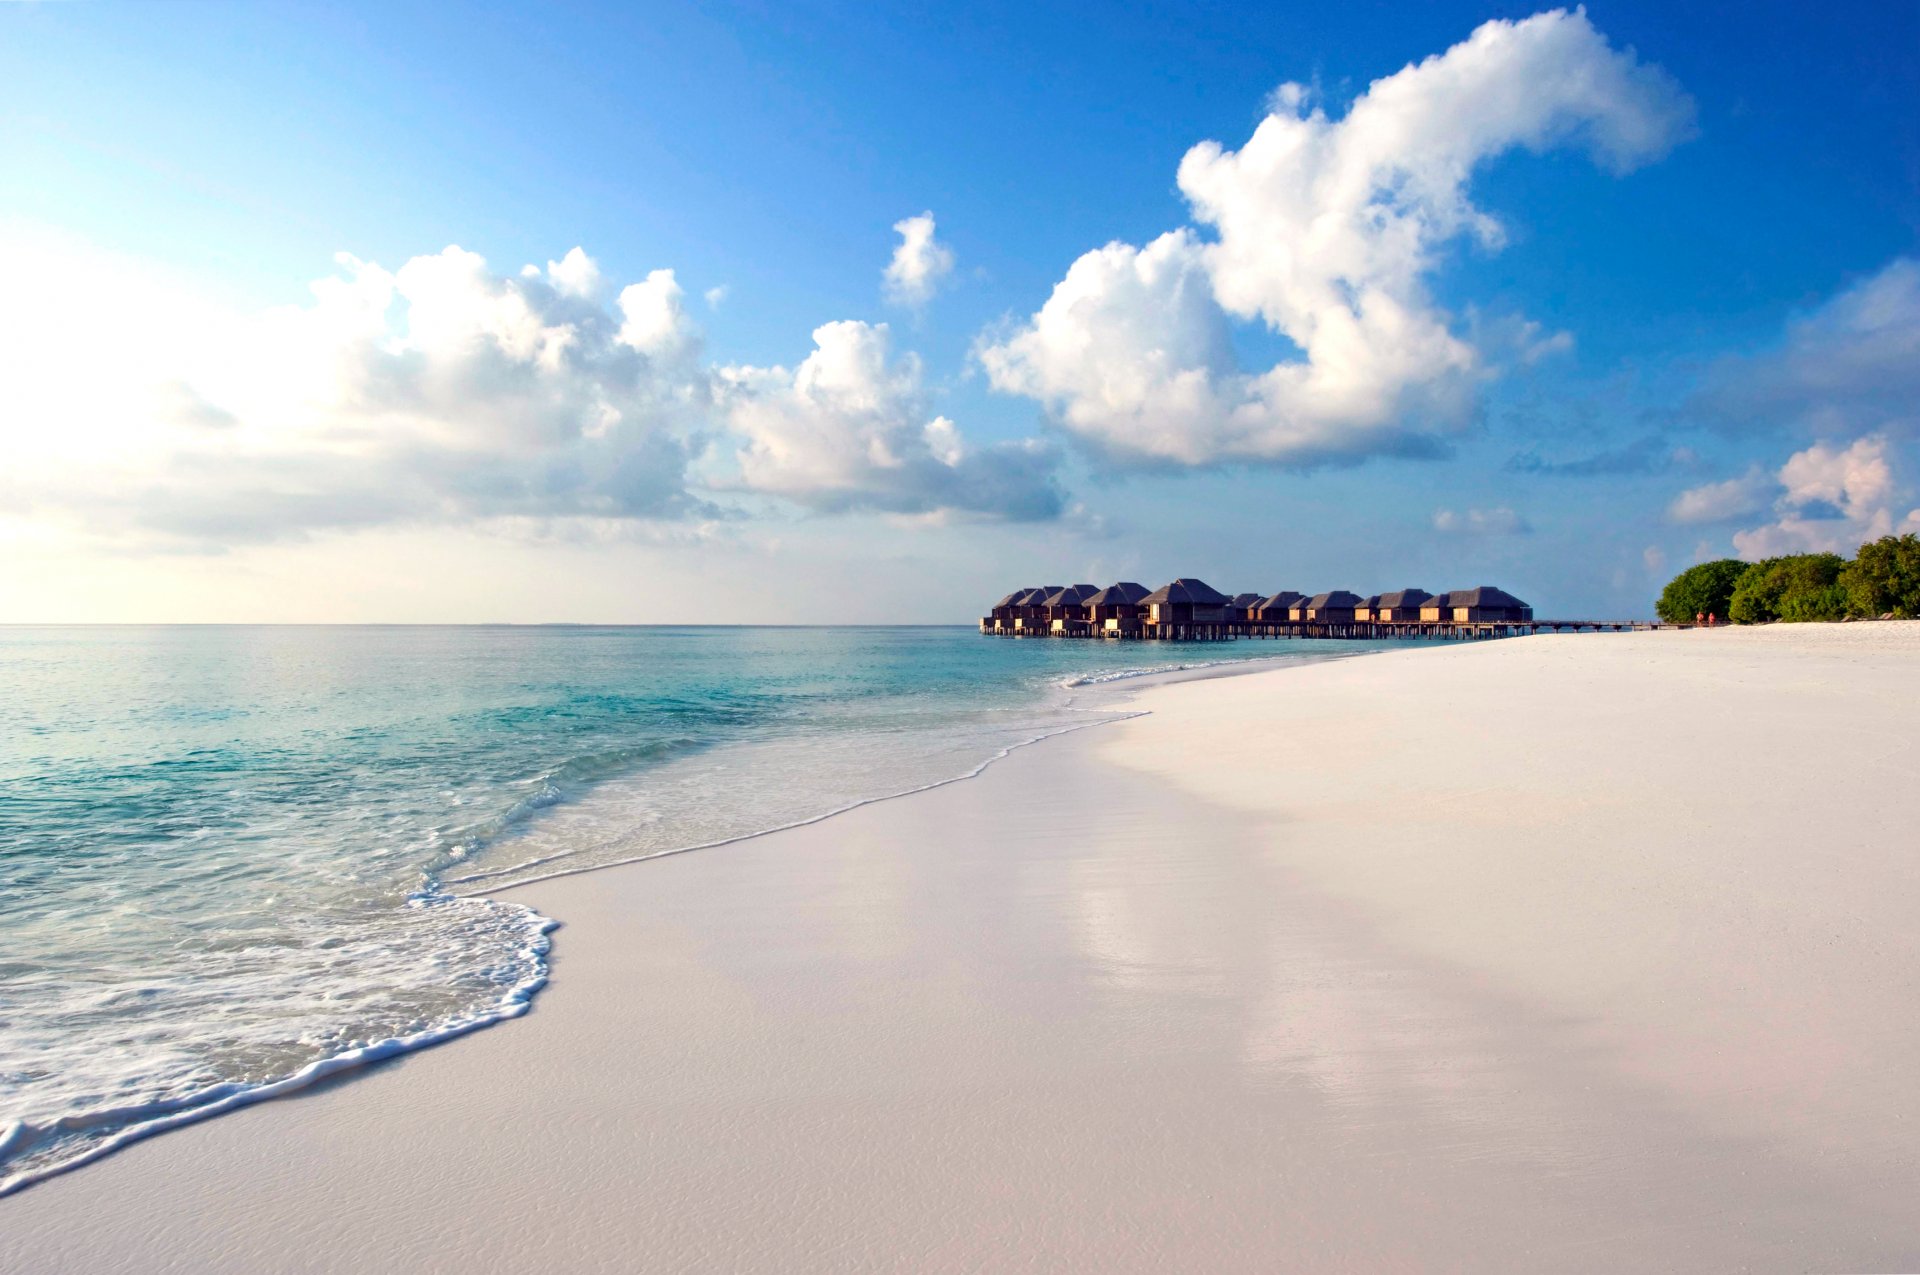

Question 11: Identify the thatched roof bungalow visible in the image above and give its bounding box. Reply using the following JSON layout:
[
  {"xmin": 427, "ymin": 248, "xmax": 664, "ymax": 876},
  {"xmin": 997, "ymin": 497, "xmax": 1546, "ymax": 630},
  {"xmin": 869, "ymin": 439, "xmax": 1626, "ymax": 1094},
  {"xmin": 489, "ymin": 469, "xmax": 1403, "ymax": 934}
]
[
  {"xmin": 1355, "ymin": 594, "xmax": 1383, "ymax": 623},
  {"xmin": 1041, "ymin": 584, "xmax": 1101, "ymax": 632},
  {"xmin": 1445, "ymin": 586, "xmax": 1533, "ymax": 622},
  {"xmin": 1014, "ymin": 585, "xmax": 1064, "ymax": 631},
  {"xmin": 991, "ymin": 588, "xmax": 1039, "ymax": 629},
  {"xmin": 1086, "ymin": 582, "xmax": 1150, "ymax": 632},
  {"xmin": 1418, "ymin": 591, "xmax": 1454, "ymax": 623},
  {"xmin": 1373, "ymin": 588, "xmax": 1432, "ymax": 624},
  {"xmin": 1304, "ymin": 590, "xmax": 1364, "ymax": 623},
  {"xmin": 1142, "ymin": 578, "xmax": 1231, "ymax": 627},
  {"xmin": 1229, "ymin": 592, "xmax": 1263, "ymax": 625},
  {"xmin": 1253, "ymin": 591, "xmax": 1304, "ymax": 621}
]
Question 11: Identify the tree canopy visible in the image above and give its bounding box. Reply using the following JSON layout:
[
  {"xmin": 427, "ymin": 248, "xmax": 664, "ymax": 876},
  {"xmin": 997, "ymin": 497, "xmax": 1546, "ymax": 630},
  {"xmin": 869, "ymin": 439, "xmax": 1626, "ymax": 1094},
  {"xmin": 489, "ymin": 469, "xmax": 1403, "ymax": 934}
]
[
  {"xmin": 1728, "ymin": 554, "xmax": 1847, "ymax": 624},
  {"xmin": 1655, "ymin": 536, "xmax": 1920, "ymax": 624},
  {"xmin": 1839, "ymin": 534, "xmax": 1920, "ymax": 619},
  {"xmin": 1654, "ymin": 559, "xmax": 1746, "ymax": 624}
]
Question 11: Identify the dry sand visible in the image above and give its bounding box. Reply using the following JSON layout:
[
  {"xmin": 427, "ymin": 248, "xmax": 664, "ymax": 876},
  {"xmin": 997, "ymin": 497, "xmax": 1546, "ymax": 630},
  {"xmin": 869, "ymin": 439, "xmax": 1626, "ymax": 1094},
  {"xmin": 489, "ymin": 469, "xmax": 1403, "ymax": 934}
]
[{"xmin": 5, "ymin": 624, "xmax": 1919, "ymax": 1272}]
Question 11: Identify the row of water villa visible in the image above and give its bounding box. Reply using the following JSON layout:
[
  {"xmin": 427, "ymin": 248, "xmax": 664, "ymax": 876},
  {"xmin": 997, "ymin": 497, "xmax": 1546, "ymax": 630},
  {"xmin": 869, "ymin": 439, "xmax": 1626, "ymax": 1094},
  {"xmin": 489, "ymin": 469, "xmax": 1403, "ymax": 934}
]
[{"xmin": 979, "ymin": 580, "xmax": 1646, "ymax": 641}]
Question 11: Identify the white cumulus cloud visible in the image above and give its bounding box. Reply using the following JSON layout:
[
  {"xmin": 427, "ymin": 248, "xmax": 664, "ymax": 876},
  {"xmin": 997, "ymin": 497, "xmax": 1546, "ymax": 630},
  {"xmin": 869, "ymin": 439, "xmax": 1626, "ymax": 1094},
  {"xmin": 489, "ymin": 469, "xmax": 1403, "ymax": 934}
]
[
  {"xmin": 541, "ymin": 246, "xmax": 604, "ymax": 299},
  {"xmin": 978, "ymin": 230, "xmax": 1246, "ymax": 466},
  {"xmin": 720, "ymin": 320, "xmax": 1062, "ymax": 520},
  {"xmin": 1666, "ymin": 466, "xmax": 1774, "ymax": 524},
  {"xmin": 882, "ymin": 211, "xmax": 956, "ymax": 307},
  {"xmin": 980, "ymin": 8, "xmax": 1693, "ymax": 469},
  {"xmin": 2, "ymin": 238, "xmax": 720, "ymax": 547},
  {"xmin": 1779, "ymin": 436, "xmax": 1895, "ymax": 510},
  {"xmin": 1730, "ymin": 436, "xmax": 1920, "ymax": 558},
  {"xmin": 0, "ymin": 230, "xmax": 1071, "ymax": 548}
]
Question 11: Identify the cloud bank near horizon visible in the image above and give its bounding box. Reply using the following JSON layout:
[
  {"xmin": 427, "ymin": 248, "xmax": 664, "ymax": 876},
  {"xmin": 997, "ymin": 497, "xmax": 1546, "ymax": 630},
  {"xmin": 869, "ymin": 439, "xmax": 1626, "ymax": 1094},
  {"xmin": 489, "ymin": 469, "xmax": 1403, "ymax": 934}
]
[{"xmin": 0, "ymin": 233, "xmax": 1059, "ymax": 550}]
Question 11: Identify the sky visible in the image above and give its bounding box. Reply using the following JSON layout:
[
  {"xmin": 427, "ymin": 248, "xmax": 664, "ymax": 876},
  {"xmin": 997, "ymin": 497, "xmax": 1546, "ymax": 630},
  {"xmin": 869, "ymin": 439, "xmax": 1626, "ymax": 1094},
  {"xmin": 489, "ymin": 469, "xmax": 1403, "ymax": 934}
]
[{"xmin": 2, "ymin": 0, "xmax": 1916, "ymax": 623}]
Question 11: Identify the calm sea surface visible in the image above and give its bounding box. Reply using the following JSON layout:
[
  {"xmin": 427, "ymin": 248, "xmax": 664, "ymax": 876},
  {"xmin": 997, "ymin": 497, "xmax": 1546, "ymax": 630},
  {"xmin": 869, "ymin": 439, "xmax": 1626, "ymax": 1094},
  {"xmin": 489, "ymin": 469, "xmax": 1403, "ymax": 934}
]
[{"xmin": 0, "ymin": 625, "xmax": 1384, "ymax": 1193}]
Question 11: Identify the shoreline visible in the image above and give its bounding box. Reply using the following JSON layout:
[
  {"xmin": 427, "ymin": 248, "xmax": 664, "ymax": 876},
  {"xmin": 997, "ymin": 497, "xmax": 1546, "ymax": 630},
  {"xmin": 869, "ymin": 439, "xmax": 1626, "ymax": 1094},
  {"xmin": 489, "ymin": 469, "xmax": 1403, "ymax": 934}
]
[
  {"xmin": 0, "ymin": 642, "xmax": 1360, "ymax": 1201},
  {"xmin": 450, "ymin": 644, "xmax": 1383, "ymax": 895},
  {"xmin": 6, "ymin": 625, "xmax": 1919, "ymax": 1270}
]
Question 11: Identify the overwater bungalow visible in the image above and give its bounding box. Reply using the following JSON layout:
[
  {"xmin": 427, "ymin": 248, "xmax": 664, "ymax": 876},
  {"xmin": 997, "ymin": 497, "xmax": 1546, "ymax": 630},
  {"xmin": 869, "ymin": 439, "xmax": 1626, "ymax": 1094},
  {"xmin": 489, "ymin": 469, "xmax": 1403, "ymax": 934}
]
[
  {"xmin": 1013, "ymin": 585, "xmax": 1064, "ymax": 634},
  {"xmin": 1086, "ymin": 582, "xmax": 1151, "ymax": 637},
  {"xmin": 982, "ymin": 579, "xmax": 1634, "ymax": 640},
  {"xmin": 1373, "ymin": 588, "xmax": 1432, "ymax": 624},
  {"xmin": 989, "ymin": 588, "xmax": 1039, "ymax": 634},
  {"xmin": 1444, "ymin": 586, "xmax": 1534, "ymax": 622},
  {"xmin": 1042, "ymin": 584, "xmax": 1101, "ymax": 635},
  {"xmin": 1142, "ymin": 578, "xmax": 1233, "ymax": 640},
  {"xmin": 1253, "ymin": 591, "xmax": 1304, "ymax": 623},
  {"xmin": 1304, "ymin": 590, "xmax": 1364, "ymax": 624}
]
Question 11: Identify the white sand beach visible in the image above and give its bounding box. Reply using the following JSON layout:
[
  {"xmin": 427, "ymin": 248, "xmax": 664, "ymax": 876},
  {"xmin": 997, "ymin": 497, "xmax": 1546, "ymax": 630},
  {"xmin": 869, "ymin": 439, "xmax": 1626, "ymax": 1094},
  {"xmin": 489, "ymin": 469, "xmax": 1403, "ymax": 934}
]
[{"xmin": 6, "ymin": 624, "xmax": 1920, "ymax": 1272}]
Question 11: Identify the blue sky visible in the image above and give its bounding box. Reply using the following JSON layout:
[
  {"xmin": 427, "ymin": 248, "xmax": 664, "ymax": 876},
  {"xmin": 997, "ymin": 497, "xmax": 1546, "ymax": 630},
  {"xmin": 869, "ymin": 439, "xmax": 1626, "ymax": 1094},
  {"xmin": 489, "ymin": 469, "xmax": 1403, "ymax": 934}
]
[{"xmin": 2, "ymin": 1, "xmax": 1916, "ymax": 621}]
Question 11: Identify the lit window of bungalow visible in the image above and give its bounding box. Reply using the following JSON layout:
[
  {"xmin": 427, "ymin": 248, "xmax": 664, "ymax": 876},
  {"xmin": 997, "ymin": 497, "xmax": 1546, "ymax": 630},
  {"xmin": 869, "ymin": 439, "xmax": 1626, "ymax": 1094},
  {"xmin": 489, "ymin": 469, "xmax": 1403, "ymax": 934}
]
[
  {"xmin": 1086, "ymin": 582, "xmax": 1151, "ymax": 635},
  {"xmin": 1304, "ymin": 590, "xmax": 1364, "ymax": 623},
  {"xmin": 1373, "ymin": 588, "xmax": 1433, "ymax": 624},
  {"xmin": 1141, "ymin": 579, "xmax": 1232, "ymax": 633},
  {"xmin": 1446, "ymin": 586, "xmax": 1534, "ymax": 622},
  {"xmin": 1043, "ymin": 584, "xmax": 1101, "ymax": 634}
]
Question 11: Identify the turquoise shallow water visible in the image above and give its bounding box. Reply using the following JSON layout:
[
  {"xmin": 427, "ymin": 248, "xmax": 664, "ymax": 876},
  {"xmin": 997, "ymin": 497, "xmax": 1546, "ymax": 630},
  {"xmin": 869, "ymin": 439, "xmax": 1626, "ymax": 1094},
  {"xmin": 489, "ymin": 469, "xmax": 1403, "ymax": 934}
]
[{"xmin": 0, "ymin": 625, "xmax": 1385, "ymax": 1193}]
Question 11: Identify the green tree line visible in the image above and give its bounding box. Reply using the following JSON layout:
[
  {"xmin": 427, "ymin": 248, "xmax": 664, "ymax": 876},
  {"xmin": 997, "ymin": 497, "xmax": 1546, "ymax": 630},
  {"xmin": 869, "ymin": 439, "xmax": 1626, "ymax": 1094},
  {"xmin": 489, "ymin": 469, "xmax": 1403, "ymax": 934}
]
[{"xmin": 1655, "ymin": 534, "xmax": 1920, "ymax": 624}]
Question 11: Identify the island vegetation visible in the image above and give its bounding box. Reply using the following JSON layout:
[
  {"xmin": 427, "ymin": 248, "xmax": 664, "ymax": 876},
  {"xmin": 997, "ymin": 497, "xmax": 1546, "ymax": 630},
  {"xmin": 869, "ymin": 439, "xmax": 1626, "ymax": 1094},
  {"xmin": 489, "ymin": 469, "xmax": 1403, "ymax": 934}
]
[{"xmin": 1655, "ymin": 534, "xmax": 1920, "ymax": 624}]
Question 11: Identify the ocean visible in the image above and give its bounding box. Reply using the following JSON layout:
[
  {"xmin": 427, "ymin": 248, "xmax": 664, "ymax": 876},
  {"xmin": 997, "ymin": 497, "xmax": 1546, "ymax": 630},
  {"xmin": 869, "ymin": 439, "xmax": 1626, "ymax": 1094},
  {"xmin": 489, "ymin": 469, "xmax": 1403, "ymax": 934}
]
[{"xmin": 0, "ymin": 624, "xmax": 1382, "ymax": 1194}]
